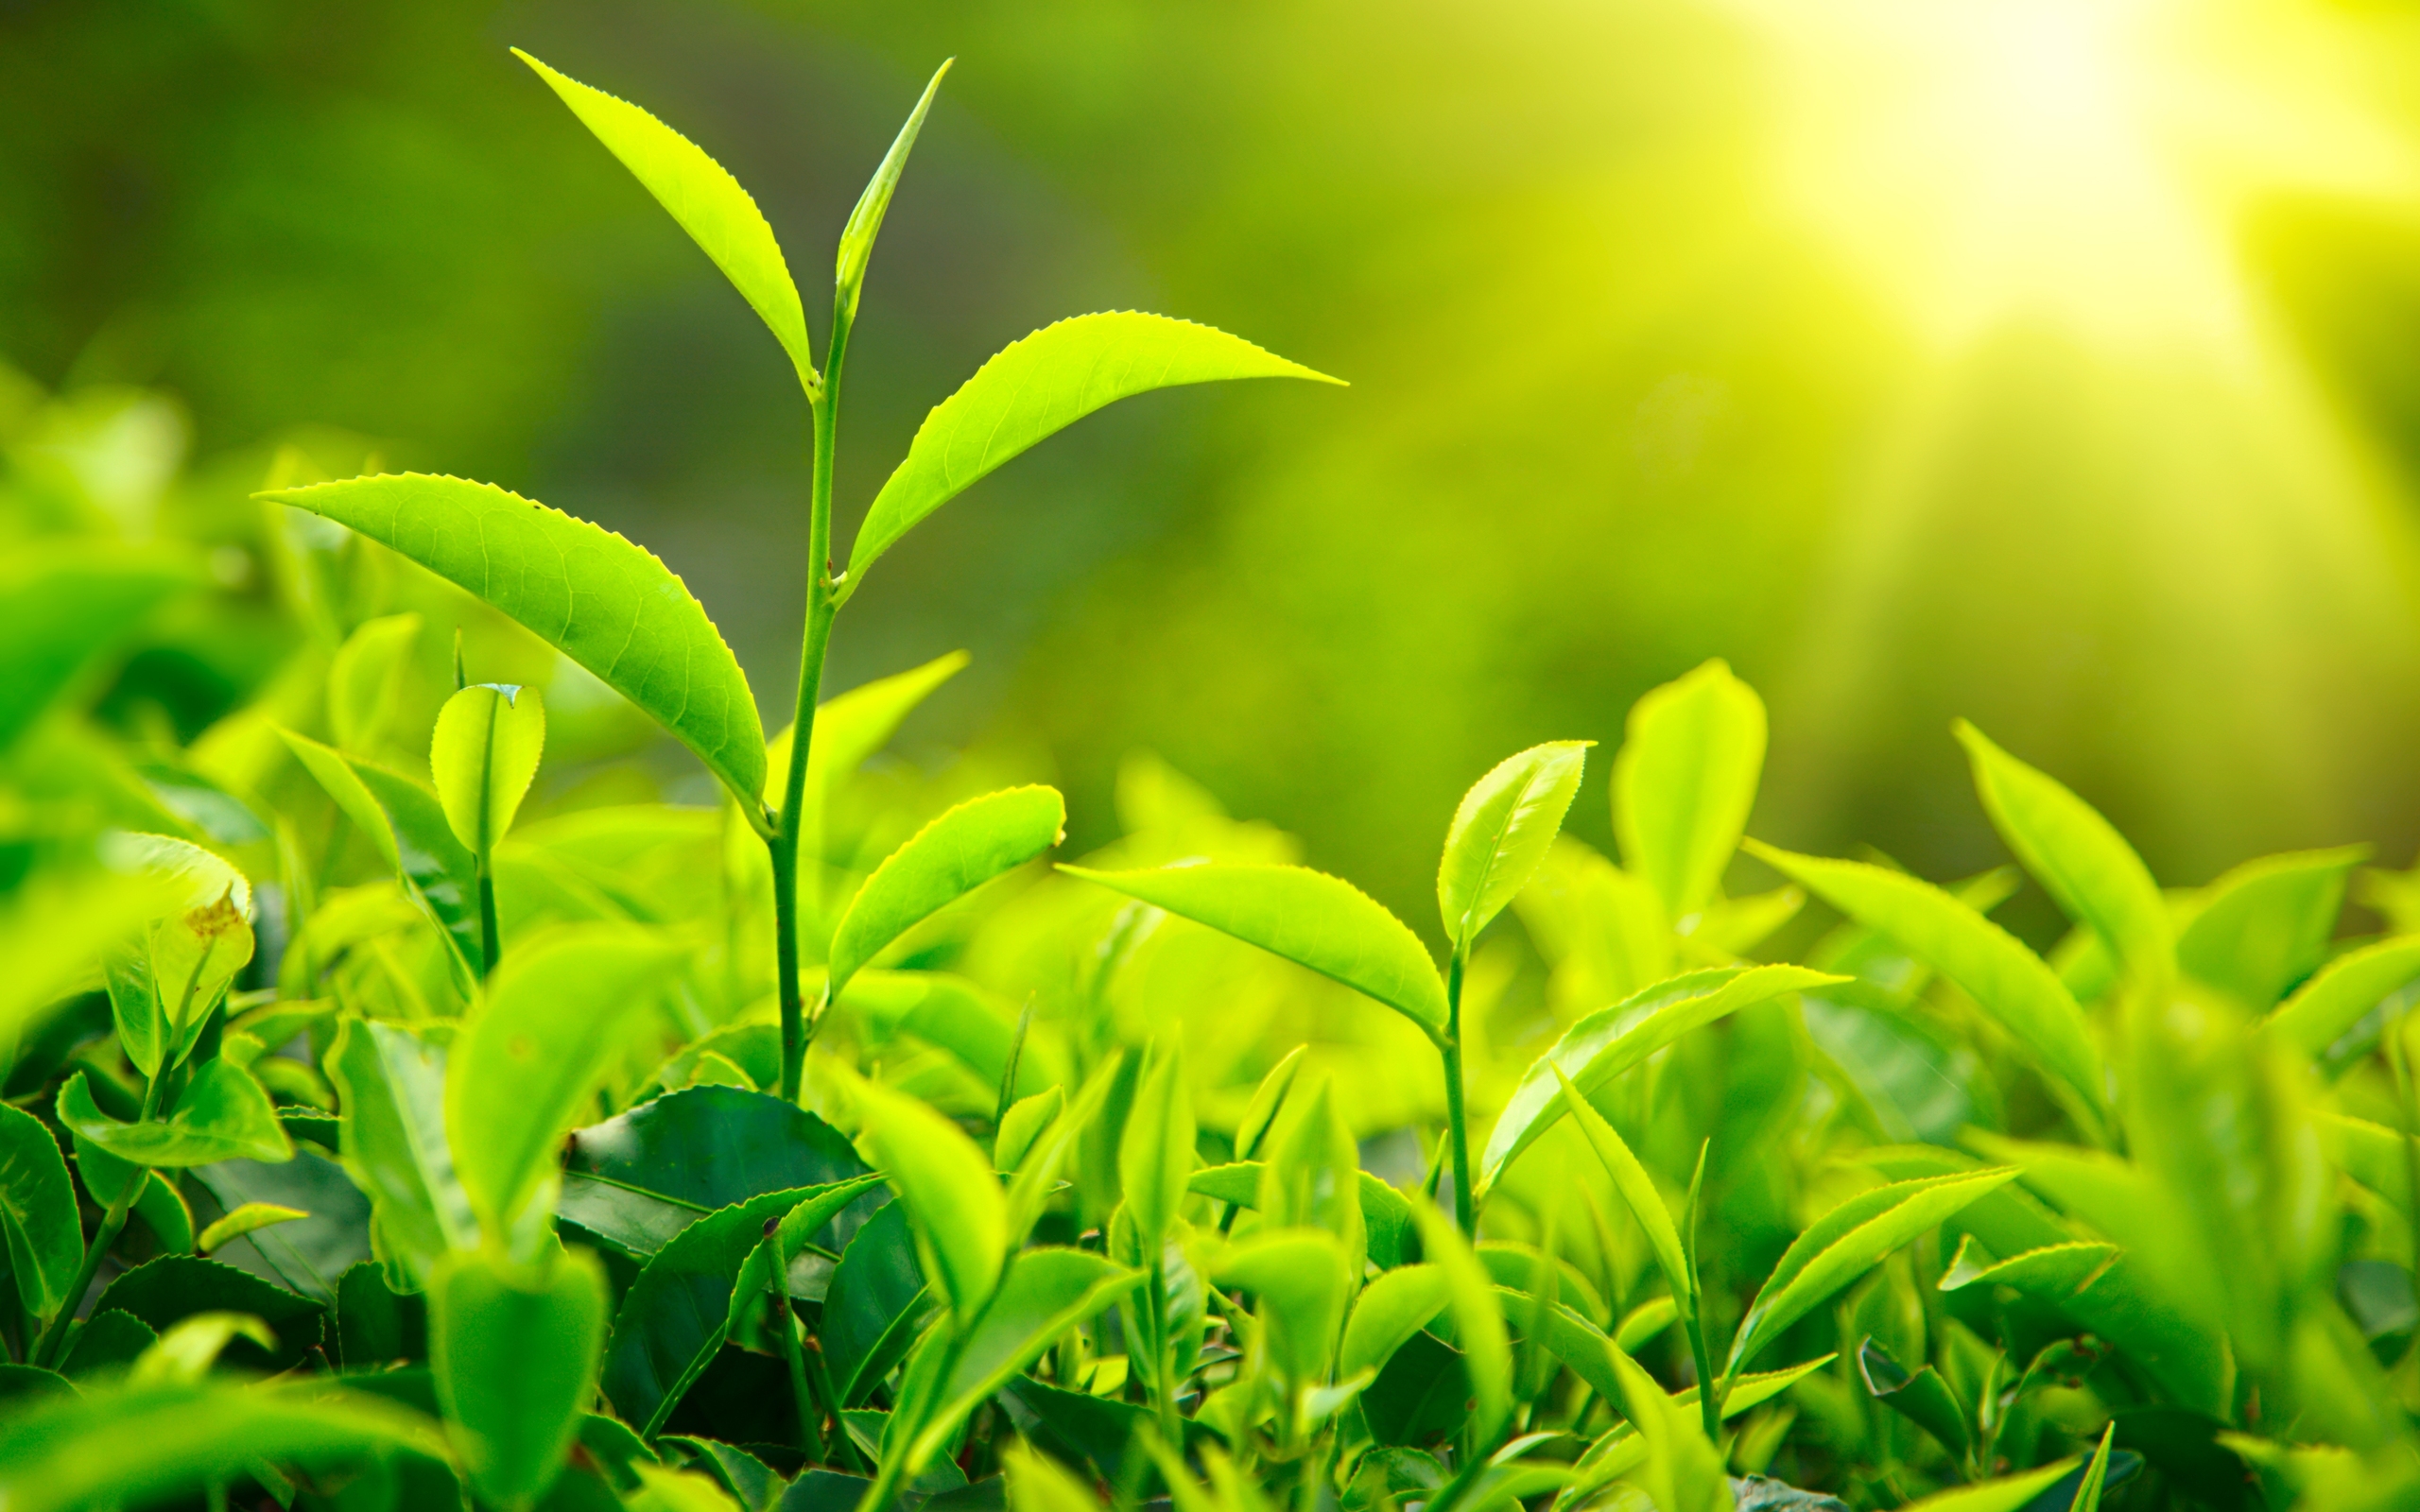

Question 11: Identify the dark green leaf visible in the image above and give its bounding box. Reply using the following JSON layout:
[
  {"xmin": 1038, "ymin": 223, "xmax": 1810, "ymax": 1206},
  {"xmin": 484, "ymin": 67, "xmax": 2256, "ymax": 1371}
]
[
  {"xmin": 560, "ymin": 1174, "xmax": 708, "ymax": 1262},
  {"xmin": 822, "ymin": 1199, "xmax": 931, "ymax": 1408},
  {"xmin": 1858, "ymin": 1336, "xmax": 1970, "ymax": 1459},
  {"xmin": 189, "ymin": 1147, "xmax": 372, "ymax": 1301},
  {"xmin": 263, "ymin": 474, "xmax": 765, "ymax": 804},
  {"xmin": 907, "ymin": 1248, "xmax": 1144, "ymax": 1470},
  {"xmin": 58, "ymin": 1310, "xmax": 154, "ymax": 1381},
  {"xmin": 337, "ymin": 1259, "xmax": 428, "ymax": 1368},
  {"xmin": 846, "ymin": 313, "xmax": 1340, "ymax": 585},
  {"xmin": 92, "ymin": 1256, "xmax": 324, "ymax": 1372},
  {"xmin": 570, "ymin": 1085, "xmax": 872, "ymax": 1215}
]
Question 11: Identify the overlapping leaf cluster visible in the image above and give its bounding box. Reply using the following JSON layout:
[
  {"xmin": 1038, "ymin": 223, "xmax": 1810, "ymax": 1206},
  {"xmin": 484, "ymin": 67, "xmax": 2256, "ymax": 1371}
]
[{"xmin": 1, "ymin": 43, "xmax": 2417, "ymax": 1512}]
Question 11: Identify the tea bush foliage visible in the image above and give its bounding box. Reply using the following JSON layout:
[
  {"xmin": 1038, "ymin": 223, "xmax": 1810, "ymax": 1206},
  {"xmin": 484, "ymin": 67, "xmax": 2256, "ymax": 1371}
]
[{"xmin": 1, "ymin": 50, "xmax": 2417, "ymax": 1512}]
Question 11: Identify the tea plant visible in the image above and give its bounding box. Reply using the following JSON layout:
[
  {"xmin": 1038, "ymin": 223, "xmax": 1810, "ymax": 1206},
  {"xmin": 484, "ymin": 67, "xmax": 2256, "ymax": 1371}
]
[{"xmin": 0, "ymin": 42, "xmax": 2418, "ymax": 1512}]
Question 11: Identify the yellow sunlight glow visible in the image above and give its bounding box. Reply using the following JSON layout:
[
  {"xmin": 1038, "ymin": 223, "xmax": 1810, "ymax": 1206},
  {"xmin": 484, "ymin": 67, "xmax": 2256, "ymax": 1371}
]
[{"xmin": 1735, "ymin": 0, "xmax": 2414, "ymax": 355}]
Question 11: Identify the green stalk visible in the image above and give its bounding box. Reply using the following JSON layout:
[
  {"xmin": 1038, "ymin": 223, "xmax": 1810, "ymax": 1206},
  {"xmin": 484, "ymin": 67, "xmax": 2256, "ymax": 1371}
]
[
  {"xmin": 765, "ymin": 1238, "xmax": 825, "ymax": 1466},
  {"xmin": 475, "ymin": 862, "xmax": 500, "ymax": 976},
  {"xmin": 34, "ymin": 1175, "xmax": 140, "ymax": 1366},
  {"xmin": 773, "ymin": 306, "xmax": 851, "ymax": 1104},
  {"xmin": 1442, "ymin": 944, "xmax": 1475, "ymax": 1235}
]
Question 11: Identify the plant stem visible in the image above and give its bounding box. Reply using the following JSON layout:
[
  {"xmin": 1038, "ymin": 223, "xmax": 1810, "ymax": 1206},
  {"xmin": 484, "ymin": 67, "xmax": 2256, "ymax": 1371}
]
[
  {"xmin": 1442, "ymin": 944, "xmax": 1475, "ymax": 1235},
  {"xmin": 1149, "ymin": 1254, "xmax": 1182, "ymax": 1448},
  {"xmin": 34, "ymin": 1174, "xmax": 140, "ymax": 1367},
  {"xmin": 774, "ymin": 302, "xmax": 850, "ymax": 1104},
  {"xmin": 767, "ymin": 1252, "xmax": 824, "ymax": 1465}
]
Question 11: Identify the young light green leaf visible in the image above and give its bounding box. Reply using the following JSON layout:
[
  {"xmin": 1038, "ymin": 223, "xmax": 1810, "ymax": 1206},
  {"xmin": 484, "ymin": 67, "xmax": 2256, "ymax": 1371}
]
[
  {"xmin": 431, "ymin": 683, "xmax": 546, "ymax": 854},
  {"xmin": 432, "ymin": 1245, "xmax": 610, "ymax": 1511},
  {"xmin": 0, "ymin": 544, "xmax": 199, "ymax": 753},
  {"xmin": 325, "ymin": 1018, "xmax": 475, "ymax": 1284},
  {"xmin": 1217, "ymin": 1228, "xmax": 1352, "ymax": 1383},
  {"xmin": 196, "ymin": 1203, "xmax": 309, "ymax": 1256},
  {"xmin": 1411, "ymin": 1199, "xmax": 1512, "ymax": 1451},
  {"xmin": 1747, "ymin": 843, "xmax": 2104, "ymax": 1127},
  {"xmin": 59, "ymin": 1065, "xmax": 292, "ymax": 1169},
  {"xmin": 445, "ymin": 925, "xmax": 689, "ymax": 1245},
  {"xmin": 1118, "ymin": 1037, "xmax": 1194, "ymax": 1250},
  {"xmin": 1059, "ymin": 862, "xmax": 1447, "ymax": 1037},
  {"xmin": 1339, "ymin": 1264, "xmax": 1449, "ymax": 1379},
  {"xmin": 2176, "ymin": 846, "xmax": 2365, "ymax": 1008},
  {"xmin": 1955, "ymin": 721, "xmax": 2169, "ymax": 982},
  {"xmin": 844, "ymin": 313, "xmax": 1341, "ymax": 587},
  {"xmin": 2266, "ymin": 935, "xmax": 2420, "ymax": 1058},
  {"xmin": 1614, "ymin": 660, "xmax": 1766, "ymax": 924},
  {"xmin": 0, "ymin": 1104, "xmax": 82, "ymax": 1321},
  {"xmin": 326, "ymin": 611, "xmax": 421, "ymax": 755},
  {"xmin": 835, "ymin": 61, "xmax": 950, "ymax": 323},
  {"xmin": 1235, "ymin": 1044, "xmax": 1307, "ymax": 1162},
  {"xmin": 856, "ymin": 1079, "xmax": 1009, "ymax": 1318},
  {"xmin": 1438, "ymin": 741, "xmax": 1592, "ymax": 951},
  {"xmin": 1895, "ymin": 1460, "xmax": 2083, "ymax": 1512},
  {"xmin": 261, "ymin": 475, "xmax": 764, "ymax": 805},
  {"xmin": 1726, "ymin": 1167, "xmax": 2017, "ymax": 1373},
  {"xmin": 907, "ymin": 1247, "xmax": 1146, "ymax": 1471},
  {"xmin": 1552, "ymin": 1066, "xmax": 1690, "ymax": 1324},
  {"xmin": 279, "ymin": 730, "xmax": 481, "ymax": 987},
  {"xmin": 1259, "ymin": 1079, "xmax": 1366, "ymax": 1269},
  {"xmin": 1608, "ymin": 1342, "xmax": 1729, "ymax": 1512},
  {"xmin": 826, "ymin": 785, "xmax": 1065, "ymax": 997},
  {"xmin": 1858, "ymin": 1336, "xmax": 1971, "ymax": 1460},
  {"xmin": 513, "ymin": 51, "xmax": 816, "ymax": 394},
  {"xmin": 1478, "ymin": 964, "xmax": 1841, "ymax": 1196}
]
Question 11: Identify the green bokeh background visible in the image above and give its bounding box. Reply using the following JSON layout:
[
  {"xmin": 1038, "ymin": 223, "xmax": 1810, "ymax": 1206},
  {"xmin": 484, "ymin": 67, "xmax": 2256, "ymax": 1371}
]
[{"xmin": 12, "ymin": 0, "xmax": 2420, "ymax": 935}]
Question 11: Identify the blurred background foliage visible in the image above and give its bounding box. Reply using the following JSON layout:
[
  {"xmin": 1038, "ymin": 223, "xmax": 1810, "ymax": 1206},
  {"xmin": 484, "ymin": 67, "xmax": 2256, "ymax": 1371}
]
[{"xmin": 10, "ymin": 0, "xmax": 2420, "ymax": 944}]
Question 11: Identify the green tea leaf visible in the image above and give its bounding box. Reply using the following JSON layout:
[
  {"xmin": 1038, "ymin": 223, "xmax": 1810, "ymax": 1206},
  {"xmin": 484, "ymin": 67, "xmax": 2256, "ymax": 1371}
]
[
  {"xmin": 600, "ymin": 1177, "xmax": 882, "ymax": 1435},
  {"xmin": 1260, "ymin": 1079, "xmax": 1366, "ymax": 1267},
  {"xmin": 1607, "ymin": 1338, "xmax": 1728, "ymax": 1512},
  {"xmin": 280, "ymin": 731, "xmax": 481, "ymax": 988},
  {"xmin": 822, "ymin": 1200, "xmax": 932, "ymax": 1407},
  {"xmin": 568, "ymin": 1085, "xmax": 871, "ymax": 1213},
  {"xmin": 1235, "ymin": 1044, "xmax": 1307, "ymax": 1162},
  {"xmin": 1727, "ymin": 1167, "xmax": 2016, "ymax": 1373},
  {"xmin": 92, "ymin": 1257, "xmax": 323, "ymax": 1372},
  {"xmin": 843, "ymin": 971, "xmax": 1060, "ymax": 1103},
  {"xmin": 0, "ymin": 1380, "xmax": 444, "ymax": 1512},
  {"xmin": 826, "ymin": 785, "xmax": 1065, "ymax": 997},
  {"xmin": 513, "ymin": 51, "xmax": 815, "ymax": 394},
  {"xmin": 445, "ymin": 925, "xmax": 689, "ymax": 1245},
  {"xmin": 1895, "ymin": 1459, "xmax": 2082, "ymax": 1512},
  {"xmin": 0, "ymin": 1104, "xmax": 81, "ymax": 1321},
  {"xmin": 430, "ymin": 683, "xmax": 546, "ymax": 854},
  {"xmin": 1059, "ymin": 862, "xmax": 1447, "ymax": 1037},
  {"xmin": 58, "ymin": 1311, "xmax": 156, "ymax": 1381},
  {"xmin": 1478, "ymin": 964, "xmax": 1841, "ymax": 1197},
  {"xmin": 101, "ymin": 833, "xmax": 254, "ymax": 1076},
  {"xmin": 1954, "ymin": 721, "xmax": 2169, "ymax": 981},
  {"xmin": 1218, "ymin": 1228, "xmax": 1352, "ymax": 1383},
  {"xmin": 1118, "ymin": 1037, "xmax": 1194, "ymax": 1250},
  {"xmin": 1857, "ymin": 1336, "xmax": 1970, "ymax": 1459},
  {"xmin": 1340, "ymin": 1264, "xmax": 1449, "ymax": 1379},
  {"xmin": 0, "ymin": 542, "xmax": 198, "ymax": 753},
  {"xmin": 325, "ymin": 1018, "xmax": 475, "ymax": 1284},
  {"xmin": 1411, "ymin": 1201, "xmax": 1512, "ymax": 1450},
  {"xmin": 856, "ymin": 1079, "xmax": 1008, "ymax": 1318},
  {"xmin": 908, "ymin": 1247, "xmax": 1144, "ymax": 1470},
  {"xmin": 835, "ymin": 61, "xmax": 950, "ymax": 323},
  {"xmin": 1187, "ymin": 1162, "xmax": 1416, "ymax": 1270},
  {"xmin": 2267, "ymin": 936, "xmax": 2420, "ymax": 1058},
  {"xmin": 1746, "ymin": 844, "xmax": 2104, "ymax": 1127},
  {"xmin": 327, "ymin": 611, "xmax": 422, "ymax": 755},
  {"xmin": 1553, "ymin": 1066, "xmax": 1691, "ymax": 1325},
  {"xmin": 1614, "ymin": 660, "xmax": 1766, "ymax": 924},
  {"xmin": 432, "ymin": 1245, "xmax": 610, "ymax": 1510},
  {"xmin": 845, "ymin": 313, "xmax": 1340, "ymax": 585},
  {"xmin": 262, "ymin": 475, "xmax": 764, "ymax": 805},
  {"xmin": 2177, "ymin": 846, "xmax": 2365, "ymax": 1007},
  {"xmin": 197, "ymin": 1202, "xmax": 309, "ymax": 1256},
  {"xmin": 1438, "ymin": 741, "xmax": 1591, "ymax": 951},
  {"xmin": 59, "ymin": 1064, "xmax": 292, "ymax": 1168}
]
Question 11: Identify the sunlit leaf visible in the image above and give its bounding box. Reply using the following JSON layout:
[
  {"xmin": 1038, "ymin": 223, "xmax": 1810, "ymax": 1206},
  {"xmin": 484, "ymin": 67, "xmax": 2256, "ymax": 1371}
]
[
  {"xmin": 197, "ymin": 1202, "xmax": 309, "ymax": 1256},
  {"xmin": 1340, "ymin": 1264, "xmax": 1449, "ymax": 1380},
  {"xmin": 326, "ymin": 611, "xmax": 422, "ymax": 756},
  {"xmin": 1613, "ymin": 660, "xmax": 1765, "ymax": 924},
  {"xmin": 1553, "ymin": 1065, "xmax": 1691, "ymax": 1326},
  {"xmin": 1411, "ymin": 1201, "xmax": 1512, "ymax": 1450},
  {"xmin": 432, "ymin": 1245, "xmax": 609, "ymax": 1509},
  {"xmin": 2176, "ymin": 846, "xmax": 2364, "ymax": 1007},
  {"xmin": 826, "ymin": 785, "xmax": 1065, "ymax": 997},
  {"xmin": 856, "ymin": 1079, "xmax": 1008, "ymax": 1318},
  {"xmin": 1439, "ymin": 742, "xmax": 1591, "ymax": 951},
  {"xmin": 430, "ymin": 683, "xmax": 546, "ymax": 854},
  {"xmin": 1060, "ymin": 862, "xmax": 1447, "ymax": 1036},
  {"xmin": 59, "ymin": 1064, "xmax": 291, "ymax": 1169},
  {"xmin": 1478, "ymin": 964, "xmax": 1841, "ymax": 1197},
  {"xmin": 514, "ymin": 51, "xmax": 816, "ymax": 393},
  {"xmin": 2266, "ymin": 936, "xmax": 2420, "ymax": 1059},
  {"xmin": 907, "ymin": 1247, "xmax": 1144, "ymax": 1471},
  {"xmin": 845, "ymin": 313, "xmax": 1340, "ymax": 585},
  {"xmin": 263, "ymin": 475, "xmax": 764, "ymax": 804},
  {"xmin": 835, "ymin": 61, "xmax": 950, "ymax": 323},
  {"xmin": 1955, "ymin": 721, "xmax": 2169, "ymax": 981},
  {"xmin": 1118, "ymin": 1037, "xmax": 1194, "ymax": 1250}
]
